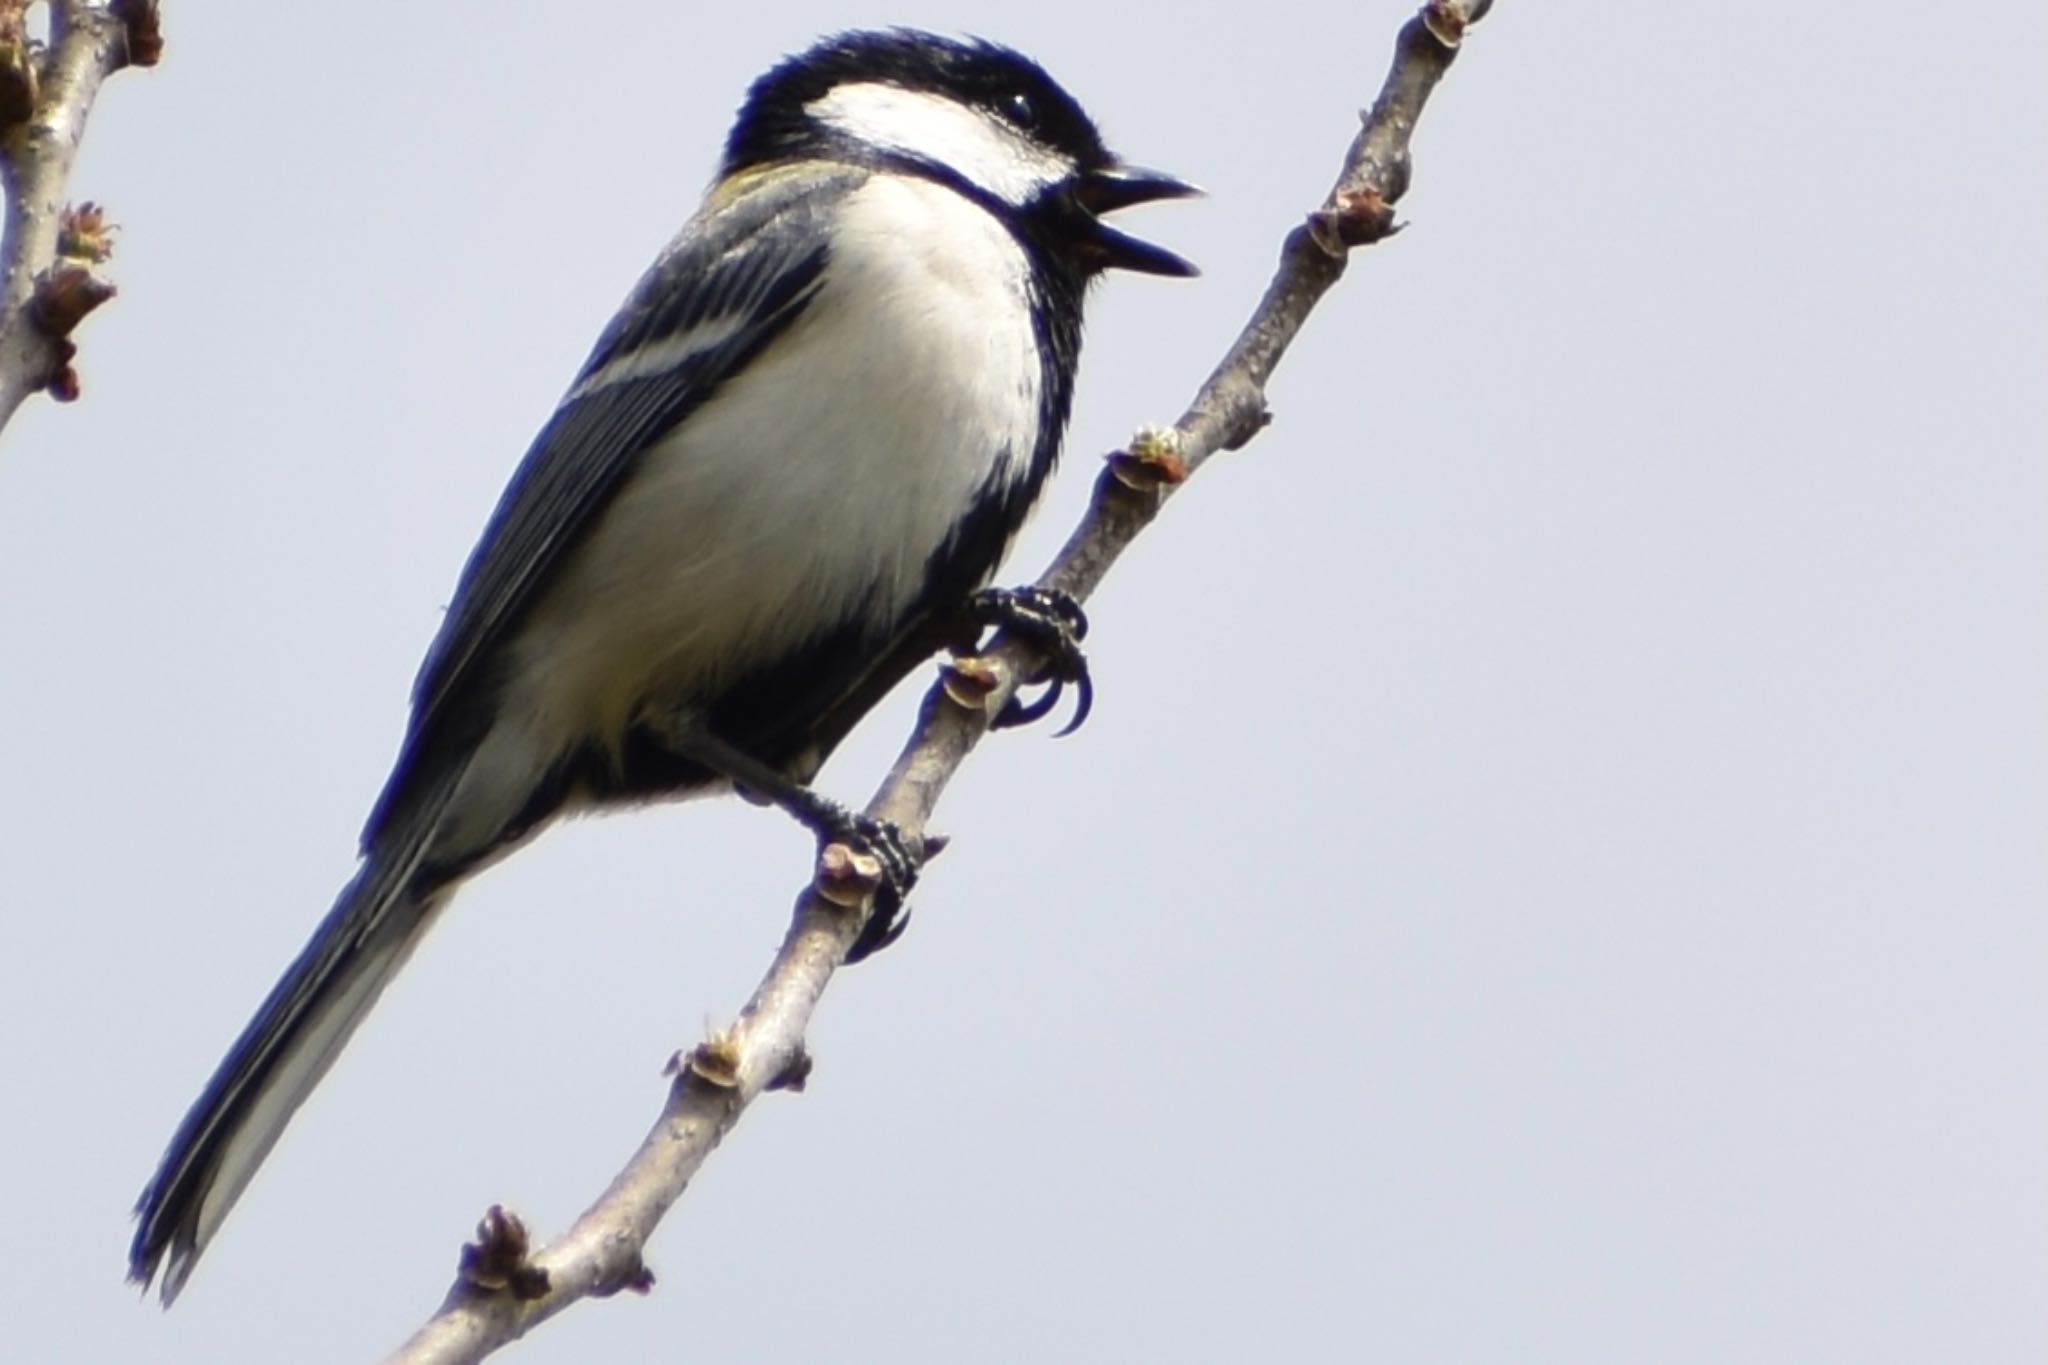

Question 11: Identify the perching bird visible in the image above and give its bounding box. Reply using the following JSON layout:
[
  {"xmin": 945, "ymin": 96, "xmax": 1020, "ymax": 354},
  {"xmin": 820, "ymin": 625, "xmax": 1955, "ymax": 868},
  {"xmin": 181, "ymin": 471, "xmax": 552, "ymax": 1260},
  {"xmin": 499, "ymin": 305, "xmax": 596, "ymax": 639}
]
[{"xmin": 129, "ymin": 29, "xmax": 1195, "ymax": 1303}]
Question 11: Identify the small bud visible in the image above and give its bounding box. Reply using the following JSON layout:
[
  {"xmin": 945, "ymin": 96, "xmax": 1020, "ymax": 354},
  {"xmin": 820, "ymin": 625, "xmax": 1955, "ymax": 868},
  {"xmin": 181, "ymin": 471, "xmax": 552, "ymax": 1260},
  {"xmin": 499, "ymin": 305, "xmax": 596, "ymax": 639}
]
[
  {"xmin": 0, "ymin": 29, "xmax": 36, "ymax": 130},
  {"xmin": 1306, "ymin": 188, "xmax": 1399, "ymax": 256},
  {"xmin": 30, "ymin": 264, "xmax": 116, "ymax": 338},
  {"xmin": 940, "ymin": 655, "xmax": 1003, "ymax": 712},
  {"xmin": 58, "ymin": 202, "xmax": 118, "ymax": 264},
  {"xmin": 593, "ymin": 1254, "xmax": 656, "ymax": 1298},
  {"xmin": 458, "ymin": 1205, "xmax": 550, "ymax": 1300},
  {"xmin": 766, "ymin": 1046, "xmax": 814, "ymax": 1093},
  {"xmin": 1421, "ymin": 0, "xmax": 1473, "ymax": 49},
  {"xmin": 816, "ymin": 841, "xmax": 883, "ymax": 908},
  {"xmin": 684, "ymin": 1030, "xmax": 742, "ymax": 1089},
  {"xmin": 111, "ymin": 0, "xmax": 164, "ymax": 68},
  {"xmin": 1108, "ymin": 424, "xmax": 1189, "ymax": 491}
]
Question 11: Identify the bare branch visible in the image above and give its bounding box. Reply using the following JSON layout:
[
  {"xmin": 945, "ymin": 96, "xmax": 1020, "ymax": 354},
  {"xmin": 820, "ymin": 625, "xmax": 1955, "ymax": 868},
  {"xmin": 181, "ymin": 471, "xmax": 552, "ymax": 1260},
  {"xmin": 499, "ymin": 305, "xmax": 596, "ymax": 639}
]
[
  {"xmin": 0, "ymin": 0, "xmax": 155, "ymax": 433},
  {"xmin": 387, "ymin": 3, "xmax": 1490, "ymax": 1360}
]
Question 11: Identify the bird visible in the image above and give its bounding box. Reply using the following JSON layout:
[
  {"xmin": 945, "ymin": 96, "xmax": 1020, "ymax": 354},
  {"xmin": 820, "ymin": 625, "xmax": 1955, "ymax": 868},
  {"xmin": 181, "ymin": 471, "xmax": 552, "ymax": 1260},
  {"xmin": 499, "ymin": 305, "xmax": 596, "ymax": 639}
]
[{"xmin": 128, "ymin": 28, "xmax": 1195, "ymax": 1303}]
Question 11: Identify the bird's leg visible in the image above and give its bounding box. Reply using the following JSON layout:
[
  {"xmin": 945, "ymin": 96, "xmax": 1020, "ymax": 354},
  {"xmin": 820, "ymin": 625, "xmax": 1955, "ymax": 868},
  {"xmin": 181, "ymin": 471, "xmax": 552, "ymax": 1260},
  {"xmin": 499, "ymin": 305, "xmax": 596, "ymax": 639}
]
[
  {"xmin": 659, "ymin": 719, "xmax": 921, "ymax": 960},
  {"xmin": 967, "ymin": 585, "xmax": 1094, "ymax": 735}
]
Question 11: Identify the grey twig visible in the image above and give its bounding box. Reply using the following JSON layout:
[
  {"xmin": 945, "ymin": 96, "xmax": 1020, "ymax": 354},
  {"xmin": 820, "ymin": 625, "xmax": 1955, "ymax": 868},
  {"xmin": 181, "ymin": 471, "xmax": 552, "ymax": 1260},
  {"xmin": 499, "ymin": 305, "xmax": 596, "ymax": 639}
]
[
  {"xmin": 386, "ymin": 3, "xmax": 1489, "ymax": 1361},
  {"xmin": 0, "ymin": 0, "xmax": 157, "ymax": 434}
]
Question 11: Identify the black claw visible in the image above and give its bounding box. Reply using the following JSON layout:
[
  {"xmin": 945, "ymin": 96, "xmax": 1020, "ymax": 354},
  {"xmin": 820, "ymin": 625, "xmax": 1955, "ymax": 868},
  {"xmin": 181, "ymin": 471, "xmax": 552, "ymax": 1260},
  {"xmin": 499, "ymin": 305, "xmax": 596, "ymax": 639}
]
[
  {"xmin": 847, "ymin": 894, "xmax": 911, "ymax": 963},
  {"xmin": 992, "ymin": 678, "xmax": 1062, "ymax": 730},
  {"xmin": 1053, "ymin": 669, "xmax": 1094, "ymax": 737},
  {"xmin": 970, "ymin": 586, "xmax": 1095, "ymax": 735}
]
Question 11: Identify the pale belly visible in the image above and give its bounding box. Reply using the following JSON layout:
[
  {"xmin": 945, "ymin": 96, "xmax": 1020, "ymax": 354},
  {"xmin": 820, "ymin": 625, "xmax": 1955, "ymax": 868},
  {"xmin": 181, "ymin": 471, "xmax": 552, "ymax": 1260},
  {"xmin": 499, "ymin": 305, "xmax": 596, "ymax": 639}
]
[{"xmin": 475, "ymin": 174, "xmax": 1048, "ymax": 804}]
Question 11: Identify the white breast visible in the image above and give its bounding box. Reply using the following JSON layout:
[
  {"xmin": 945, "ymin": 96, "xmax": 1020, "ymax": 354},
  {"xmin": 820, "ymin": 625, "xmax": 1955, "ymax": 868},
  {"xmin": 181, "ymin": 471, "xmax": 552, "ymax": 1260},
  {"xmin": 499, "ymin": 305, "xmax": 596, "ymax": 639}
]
[{"xmin": 490, "ymin": 174, "xmax": 1045, "ymax": 778}]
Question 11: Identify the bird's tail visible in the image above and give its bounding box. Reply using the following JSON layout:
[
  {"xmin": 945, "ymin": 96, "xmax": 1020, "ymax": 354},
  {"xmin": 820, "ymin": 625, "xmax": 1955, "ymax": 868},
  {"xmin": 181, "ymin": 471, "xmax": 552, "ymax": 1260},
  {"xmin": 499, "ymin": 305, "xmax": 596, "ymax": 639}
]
[{"xmin": 128, "ymin": 839, "xmax": 452, "ymax": 1304}]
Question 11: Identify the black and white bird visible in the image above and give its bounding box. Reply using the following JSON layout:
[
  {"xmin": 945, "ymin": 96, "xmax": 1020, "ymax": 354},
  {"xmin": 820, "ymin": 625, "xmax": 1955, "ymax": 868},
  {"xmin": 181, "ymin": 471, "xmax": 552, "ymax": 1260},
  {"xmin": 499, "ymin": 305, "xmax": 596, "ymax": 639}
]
[{"xmin": 129, "ymin": 29, "xmax": 1195, "ymax": 1302}]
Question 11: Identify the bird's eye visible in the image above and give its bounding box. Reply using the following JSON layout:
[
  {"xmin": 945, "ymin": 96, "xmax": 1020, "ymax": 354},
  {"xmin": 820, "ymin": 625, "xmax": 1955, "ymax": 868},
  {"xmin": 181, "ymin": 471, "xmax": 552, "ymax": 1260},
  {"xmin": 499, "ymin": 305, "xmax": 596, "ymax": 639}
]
[{"xmin": 1002, "ymin": 91, "xmax": 1038, "ymax": 129}]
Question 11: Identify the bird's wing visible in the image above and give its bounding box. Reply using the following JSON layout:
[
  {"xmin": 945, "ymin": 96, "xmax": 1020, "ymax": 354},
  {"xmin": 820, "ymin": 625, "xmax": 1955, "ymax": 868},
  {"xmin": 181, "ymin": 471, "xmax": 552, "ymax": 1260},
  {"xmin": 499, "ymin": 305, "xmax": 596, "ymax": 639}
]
[{"xmin": 364, "ymin": 165, "xmax": 856, "ymax": 847}]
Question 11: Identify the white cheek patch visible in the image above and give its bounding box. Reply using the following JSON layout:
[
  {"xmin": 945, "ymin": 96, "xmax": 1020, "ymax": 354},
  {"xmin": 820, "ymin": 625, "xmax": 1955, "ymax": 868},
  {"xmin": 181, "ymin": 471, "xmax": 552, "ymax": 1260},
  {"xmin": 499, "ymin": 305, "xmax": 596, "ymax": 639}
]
[{"xmin": 807, "ymin": 81, "xmax": 1071, "ymax": 207}]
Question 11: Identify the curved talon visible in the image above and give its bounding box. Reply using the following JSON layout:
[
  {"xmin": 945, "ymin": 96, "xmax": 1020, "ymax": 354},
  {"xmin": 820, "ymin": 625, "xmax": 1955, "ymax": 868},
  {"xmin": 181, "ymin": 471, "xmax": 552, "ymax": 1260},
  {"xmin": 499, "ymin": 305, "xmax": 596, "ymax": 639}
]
[
  {"xmin": 971, "ymin": 585, "xmax": 1096, "ymax": 735},
  {"xmin": 847, "ymin": 898, "xmax": 911, "ymax": 962},
  {"xmin": 993, "ymin": 678, "xmax": 1063, "ymax": 731},
  {"xmin": 991, "ymin": 661, "xmax": 1095, "ymax": 736},
  {"xmin": 1053, "ymin": 667, "xmax": 1094, "ymax": 738}
]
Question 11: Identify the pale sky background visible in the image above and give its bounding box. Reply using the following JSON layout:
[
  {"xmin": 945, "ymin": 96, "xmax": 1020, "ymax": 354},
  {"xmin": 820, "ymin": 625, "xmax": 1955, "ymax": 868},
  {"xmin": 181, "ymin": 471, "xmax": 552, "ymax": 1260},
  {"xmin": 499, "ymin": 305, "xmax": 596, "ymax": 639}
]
[{"xmin": 1, "ymin": 2, "xmax": 2041, "ymax": 1361}]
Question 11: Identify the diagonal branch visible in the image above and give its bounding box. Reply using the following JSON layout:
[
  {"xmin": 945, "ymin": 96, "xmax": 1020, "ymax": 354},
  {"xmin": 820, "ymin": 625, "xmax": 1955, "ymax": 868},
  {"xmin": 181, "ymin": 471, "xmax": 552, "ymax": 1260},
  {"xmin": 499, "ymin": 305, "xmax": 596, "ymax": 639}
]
[
  {"xmin": 387, "ymin": 3, "xmax": 1491, "ymax": 1360},
  {"xmin": 0, "ymin": 0, "xmax": 157, "ymax": 434}
]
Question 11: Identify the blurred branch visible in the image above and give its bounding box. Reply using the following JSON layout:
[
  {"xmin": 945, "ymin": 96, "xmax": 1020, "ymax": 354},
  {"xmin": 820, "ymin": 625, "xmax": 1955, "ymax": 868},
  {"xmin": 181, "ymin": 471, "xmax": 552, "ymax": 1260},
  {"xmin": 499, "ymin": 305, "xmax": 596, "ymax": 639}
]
[
  {"xmin": 0, "ymin": 0, "xmax": 158, "ymax": 434},
  {"xmin": 387, "ymin": 2, "xmax": 1490, "ymax": 1360}
]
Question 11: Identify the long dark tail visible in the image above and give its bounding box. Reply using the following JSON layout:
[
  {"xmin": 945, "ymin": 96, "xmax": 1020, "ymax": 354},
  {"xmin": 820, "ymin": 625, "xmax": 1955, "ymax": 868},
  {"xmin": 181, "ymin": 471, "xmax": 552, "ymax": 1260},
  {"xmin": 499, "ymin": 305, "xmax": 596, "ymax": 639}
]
[{"xmin": 130, "ymin": 803, "xmax": 459, "ymax": 1303}]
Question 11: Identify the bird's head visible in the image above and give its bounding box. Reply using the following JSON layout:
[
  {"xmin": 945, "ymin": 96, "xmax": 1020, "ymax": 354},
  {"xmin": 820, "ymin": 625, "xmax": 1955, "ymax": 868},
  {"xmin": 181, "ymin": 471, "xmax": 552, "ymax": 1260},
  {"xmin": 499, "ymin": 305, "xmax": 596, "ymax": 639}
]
[{"xmin": 725, "ymin": 29, "xmax": 1199, "ymax": 278}]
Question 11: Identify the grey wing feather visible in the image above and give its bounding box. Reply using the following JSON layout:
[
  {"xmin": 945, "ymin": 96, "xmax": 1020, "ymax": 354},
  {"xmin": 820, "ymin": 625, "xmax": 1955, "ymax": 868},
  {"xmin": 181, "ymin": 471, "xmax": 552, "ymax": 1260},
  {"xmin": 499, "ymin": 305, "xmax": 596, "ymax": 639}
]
[{"xmin": 362, "ymin": 167, "xmax": 857, "ymax": 849}]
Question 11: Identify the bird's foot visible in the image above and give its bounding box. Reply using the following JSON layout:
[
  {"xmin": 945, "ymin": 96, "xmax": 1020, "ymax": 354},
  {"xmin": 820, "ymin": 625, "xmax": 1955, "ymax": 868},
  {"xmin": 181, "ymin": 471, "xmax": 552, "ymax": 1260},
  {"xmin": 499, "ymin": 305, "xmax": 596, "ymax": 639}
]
[
  {"xmin": 655, "ymin": 716, "xmax": 926, "ymax": 961},
  {"xmin": 968, "ymin": 585, "xmax": 1093, "ymax": 735},
  {"xmin": 812, "ymin": 804, "xmax": 924, "ymax": 962}
]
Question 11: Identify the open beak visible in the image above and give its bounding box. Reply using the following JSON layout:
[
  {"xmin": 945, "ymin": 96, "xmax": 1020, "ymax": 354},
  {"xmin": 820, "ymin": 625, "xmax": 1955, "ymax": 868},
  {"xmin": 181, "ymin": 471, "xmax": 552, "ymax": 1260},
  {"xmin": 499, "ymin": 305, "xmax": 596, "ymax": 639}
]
[{"xmin": 1074, "ymin": 163, "xmax": 1202, "ymax": 277}]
